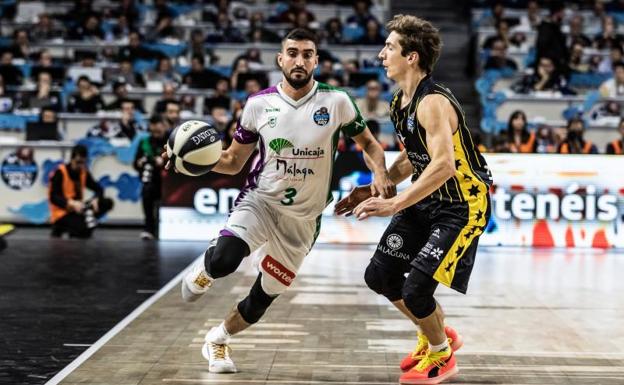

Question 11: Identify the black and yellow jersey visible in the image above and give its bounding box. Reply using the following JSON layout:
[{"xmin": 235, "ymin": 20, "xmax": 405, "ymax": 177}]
[{"xmin": 390, "ymin": 75, "xmax": 493, "ymax": 204}]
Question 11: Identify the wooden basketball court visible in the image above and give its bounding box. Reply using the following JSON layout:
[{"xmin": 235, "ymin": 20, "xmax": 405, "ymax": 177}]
[{"xmin": 46, "ymin": 245, "xmax": 624, "ymax": 385}]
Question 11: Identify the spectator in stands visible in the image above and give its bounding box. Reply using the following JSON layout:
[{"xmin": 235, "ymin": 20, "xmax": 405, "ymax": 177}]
[
  {"xmin": 106, "ymin": 58, "xmax": 145, "ymax": 89},
  {"xmin": 134, "ymin": 115, "xmax": 166, "ymax": 240},
  {"xmin": 150, "ymin": 0, "xmax": 177, "ymax": 39},
  {"xmin": 0, "ymin": 74, "xmax": 13, "ymax": 113},
  {"xmin": 154, "ymin": 82, "xmax": 178, "ymax": 114},
  {"xmin": 184, "ymin": 54, "xmax": 222, "ymax": 89},
  {"xmin": 594, "ymin": 15, "xmax": 624, "ymax": 50},
  {"xmin": 483, "ymin": 19, "xmax": 524, "ymax": 50},
  {"xmin": 322, "ymin": 18, "xmax": 343, "ymax": 45},
  {"xmin": 606, "ymin": 118, "xmax": 624, "ymax": 154},
  {"xmin": 568, "ymin": 42, "xmax": 591, "ymax": 73},
  {"xmin": 512, "ymin": 56, "xmax": 575, "ymax": 94},
  {"xmin": 206, "ymin": 12, "xmax": 246, "ymax": 43},
  {"xmin": 534, "ymin": 124, "xmax": 557, "ymax": 154},
  {"xmin": 210, "ymin": 106, "xmax": 230, "ymax": 132},
  {"xmin": 147, "ymin": 57, "xmax": 182, "ymax": 86},
  {"xmin": 316, "ymin": 59, "xmax": 334, "ymax": 83},
  {"xmin": 567, "ymin": 14, "xmax": 591, "ymax": 48},
  {"xmin": 69, "ymin": 0, "xmax": 96, "ymax": 27},
  {"xmin": 598, "ymin": 46, "xmax": 624, "ymax": 74},
  {"xmin": 520, "ymin": 0, "xmax": 541, "ymax": 31},
  {"xmin": 112, "ymin": 14, "xmax": 132, "ymax": 40},
  {"xmin": 484, "ymin": 37, "xmax": 518, "ymax": 71},
  {"xmin": 70, "ymin": 14, "xmax": 105, "ymax": 41},
  {"xmin": 0, "ymin": 51, "xmax": 23, "ymax": 86},
  {"xmin": 505, "ymin": 110, "xmax": 535, "ymax": 153},
  {"xmin": 88, "ymin": 100, "xmax": 140, "ymax": 139},
  {"xmin": 599, "ymin": 61, "xmax": 624, "ymax": 97},
  {"xmin": 536, "ymin": 2, "xmax": 567, "ymax": 73},
  {"xmin": 68, "ymin": 76, "xmax": 105, "ymax": 113},
  {"xmin": 105, "ymin": 80, "xmax": 144, "ymax": 112},
  {"xmin": 292, "ymin": 10, "xmax": 313, "ymax": 30},
  {"xmin": 113, "ymin": 0, "xmax": 139, "ymax": 29},
  {"xmin": 49, "ymin": 144, "xmax": 114, "ymax": 239},
  {"xmin": 180, "ymin": 94, "xmax": 197, "ymax": 115},
  {"xmin": 37, "ymin": 50, "xmax": 54, "ymax": 68},
  {"xmin": 558, "ymin": 118, "xmax": 598, "ymax": 154},
  {"xmin": 40, "ymin": 106, "xmax": 58, "ymax": 126},
  {"xmin": 346, "ymin": 0, "xmax": 379, "ymax": 29},
  {"xmin": 229, "ymin": 57, "xmax": 250, "ymax": 90},
  {"xmin": 244, "ymin": 78, "xmax": 262, "ymax": 96},
  {"xmin": 248, "ymin": 11, "xmax": 281, "ymax": 43},
  {"xmin": 356, "ymin": 79, "xmax": 389, "ymax": 120},
  {"xmin": 31, "ymin": 13, "xmax": 64, "ymax": 42},
  {"xmin": 9, "ymin": 29, "xmax": 32, "ymax": 60},
  {"xmin": 163, "ymin": 100, "xmax": 181, "ymax": 132},
  {"xmin": 204, "ymin": 78, "xmax": 231, "ymax": 114},
  {"xmin": 118, "ymin": 31, "xmax": 160, "ymax": 63},
  {"xmin": 21, "ymin": 71, "xmax": 62, "ymax": 111},
  {"xmin": 342, "ymin": 58, "xmax": 361, "ymax": 87},
  {"xmin": 357, "ymin": 19, "xmax": 386, "ymax": 45},
  {"xmin": 276, "ymin": 0, "xmax": 315, "ymax": 25}
]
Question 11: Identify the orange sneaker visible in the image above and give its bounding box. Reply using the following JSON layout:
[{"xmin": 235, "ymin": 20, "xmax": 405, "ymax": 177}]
[
  {"xmin": 399, "ymin": 349, "xmax": 458, "ymax": 385},
  {"xmin": 400, "ymin": 326, "xmax": 463, "ymax": 372}
]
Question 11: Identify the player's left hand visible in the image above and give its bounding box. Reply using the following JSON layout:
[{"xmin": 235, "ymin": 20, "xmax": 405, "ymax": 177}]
[
  {"xmin": 353, "ymin": 197, "xmax": 398, "ymax": 220},
  {"xmin": 370, "ymin": 170, "xmax": 396, "ymax": 199}
]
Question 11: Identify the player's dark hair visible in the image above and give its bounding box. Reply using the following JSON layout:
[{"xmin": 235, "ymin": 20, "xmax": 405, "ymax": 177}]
[
  {"xmin": 282, "ymin": 28, "xmax": 318, "ymax": 49},
  {"xmin": 71, "ymin": 144, "xmax": 88, "ymax": 159},
  {"xmin": 386, "ymin": 14, "xmax": 442, "ymax": 74}
]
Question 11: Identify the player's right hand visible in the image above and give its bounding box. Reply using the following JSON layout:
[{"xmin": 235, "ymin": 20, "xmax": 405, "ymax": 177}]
[
  {"xmin": 334, "ymin": 185, "xmax": 373, "ymax": 216},
  {"xmin": 161, "ymin": 144, "xmax": 175, "ymax": 172}
]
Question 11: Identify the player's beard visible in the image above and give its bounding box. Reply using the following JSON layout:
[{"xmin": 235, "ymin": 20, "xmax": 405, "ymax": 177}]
[{"xmin": 284, "ymin": 68, "xmax": 312, "ymax": 90}]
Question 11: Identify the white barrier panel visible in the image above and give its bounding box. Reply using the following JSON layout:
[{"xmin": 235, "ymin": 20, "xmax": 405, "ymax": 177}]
[
  {"xmin": 0, "ymin": 141, "xmax": 144, "ymax": 224},
  {"xmin": 159, "ymin": 153, "xmax": 624, "ymax": 248}
]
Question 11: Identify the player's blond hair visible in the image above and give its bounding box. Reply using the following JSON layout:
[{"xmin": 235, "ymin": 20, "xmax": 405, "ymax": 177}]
[{"xmin": 386, "ymin": 14, "xmax": 442, "ymax": 74}]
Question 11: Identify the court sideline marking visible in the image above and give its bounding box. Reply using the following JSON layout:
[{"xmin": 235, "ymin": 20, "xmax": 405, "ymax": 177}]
[{"xmin": 44, "ymin": 256, "xmax": 200, "ymax": 385}]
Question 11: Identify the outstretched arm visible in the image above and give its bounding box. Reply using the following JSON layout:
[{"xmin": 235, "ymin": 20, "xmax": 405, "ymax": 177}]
[
  {"xmin": 163, "ymin": 139, "xmax": 257, "ymax": 176},
  {"xmin": 353, "ymin": 94, "xmax": 456, "ymax": 219},
  {"xmin": 352, "ymin": 128, "xmax": 395, "ymax": 198}
]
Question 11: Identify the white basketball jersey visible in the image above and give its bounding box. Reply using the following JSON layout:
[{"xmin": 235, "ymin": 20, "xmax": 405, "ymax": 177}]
[{"xmin": 233, "ymin": 81, "xmax": 366, "ymax": 219}]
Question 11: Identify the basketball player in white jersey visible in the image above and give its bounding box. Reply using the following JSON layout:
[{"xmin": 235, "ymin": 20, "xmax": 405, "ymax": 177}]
[{"xmin": 163, "ymin": 28, "xmax": 394, "ymax": 373}]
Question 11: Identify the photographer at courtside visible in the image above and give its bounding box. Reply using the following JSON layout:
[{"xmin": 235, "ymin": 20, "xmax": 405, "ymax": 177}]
[
  {"xmin": 48, "ymin": 144, "xmax": 114, "ymax": 238},
  {"xmin": 133, "ymin": 115, "xmax": 167, "ymax": 240}
]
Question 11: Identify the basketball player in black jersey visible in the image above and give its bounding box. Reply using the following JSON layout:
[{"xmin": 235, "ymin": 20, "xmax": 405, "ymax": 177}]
[{"xmin": 336, "ymin": 15, "xmax": 492, "ymax": 385}]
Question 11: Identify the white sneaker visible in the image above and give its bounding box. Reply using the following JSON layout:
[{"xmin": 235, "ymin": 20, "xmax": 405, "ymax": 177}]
[
  {"xmin": 140, "ymin": 231, "xmax": 155, "ymax": 240},
  {"xmin": 181, "ymin": 260, "xmax": 214, "ymax": 302},
  {"xmin": 201, "ymin": 341, "xmax": 237, "ymax": 373}
]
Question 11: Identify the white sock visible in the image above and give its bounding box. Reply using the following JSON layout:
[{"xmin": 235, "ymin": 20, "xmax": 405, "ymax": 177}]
[
  {"xmin": 415, "ymin": 325, "xmax": 422, "ymax": 335},
  {"xmin": 206, "ymin": 322, "xmax": 230, "ymax": 344},
  {"xmin": 429, "ymin": 339, "xmax": 449, "ymax": 353}
]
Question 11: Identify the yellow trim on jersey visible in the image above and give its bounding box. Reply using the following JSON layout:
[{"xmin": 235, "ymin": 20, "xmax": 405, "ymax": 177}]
[{"xmin": 433, "ymin": 130, "xmax": 489, "ymax": 287}]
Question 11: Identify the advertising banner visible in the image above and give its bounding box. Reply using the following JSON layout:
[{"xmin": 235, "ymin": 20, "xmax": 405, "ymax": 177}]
[{"xmin": 160, "ymin": 152, "xmax": 624, "ymax": 248}]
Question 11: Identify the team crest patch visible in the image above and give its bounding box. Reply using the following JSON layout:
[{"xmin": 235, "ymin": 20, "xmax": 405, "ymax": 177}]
[
  {"xmin": 407, "ymin": 116, "xmax": 415, "ymax": 133},
  {"xmin": 268, "ymin": 116, "xmax": 277, "ymax": 128},
  {"xmin": 313, "ymin": 107, "xmax": 330, "ymax": 126}
]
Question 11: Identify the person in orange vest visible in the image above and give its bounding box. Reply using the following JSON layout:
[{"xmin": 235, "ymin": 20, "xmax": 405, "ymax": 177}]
[
  {"xmin": 48, "ymin": 144, "xmax": 114, "ymax": 238},
  {"xmin": 606, "ymin": 118, "xmax": 624, "ymax": 154},
  {"xmin": 557, "ymin": 117, "xmax": 598, "ymax": 154}
]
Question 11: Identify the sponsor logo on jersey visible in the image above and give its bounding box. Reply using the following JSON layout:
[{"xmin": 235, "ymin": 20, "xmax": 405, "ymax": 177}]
[
  {"xmin": 432, "ymin": 228, "xmax": 441, "ymax": 238},
  {"xmin": 276, "ymin": 159, "xmax": 315, "ymax": 180},
  {"xmin": 313, "ymin": 107, "xmax": 330, "ymax": 126},
  {"xmin": 430, "ymin": 247, "xmax": 444, "ymax": 260},
  {"xmin": 269, "ymin": 138, "xmax": 294, "ymax": 155},
  {"xmin": 386, "ymin": 233, "xmax": 403, "ymax": 250},
  {"xmin": 265, "ymin": 107, "xmax": 280, "ymax": 112},
  {"xmin": 407, "ymin": 116, "xmax": 415, "ymax": 133},
  {"xmin": 262, "ymin": 255, "xmax": 295, "ymax": 286}
]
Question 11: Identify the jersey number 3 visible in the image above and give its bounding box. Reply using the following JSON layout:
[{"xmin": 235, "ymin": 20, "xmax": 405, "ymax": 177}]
[{"xmin": 280, "ymin": 188, "xmax": 297, "ymax": 206}]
